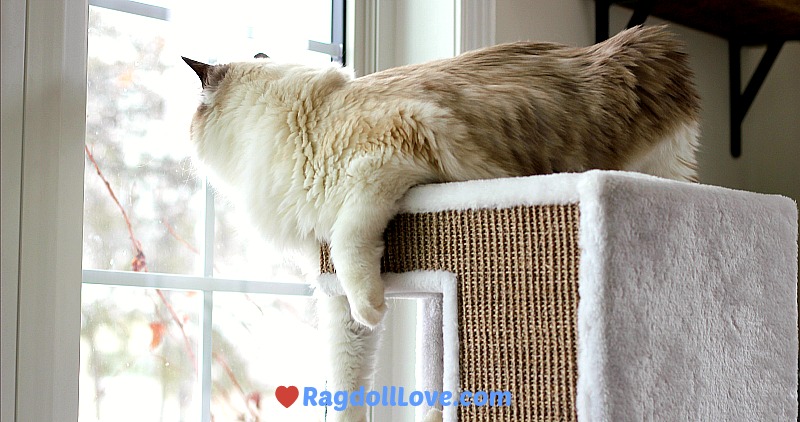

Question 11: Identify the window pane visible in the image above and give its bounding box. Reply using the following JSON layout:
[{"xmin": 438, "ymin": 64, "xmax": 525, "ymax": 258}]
[
  {"xmin": 83, "ymin": 0, "xmax": 336, "ymax": 276},
  {"xmin": 83, "ymin": 6, "xmax": 204, "ymax": 275},
  {"xmin": 79, "ymin": 285, "xmax": 202, "ymax": 421},
  {"xmin": 212, "ymin": 293, "xmax": 324, "ymax": 420}
]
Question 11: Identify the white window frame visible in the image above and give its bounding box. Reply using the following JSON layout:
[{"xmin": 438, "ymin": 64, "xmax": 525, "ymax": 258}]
[
  {"xmin": 2, "ymin": 1, "xmax": 495, "ymax": 420},
  {"xmin": 4, "ymin": 0, "xmax": 87, "ymax": 421}
]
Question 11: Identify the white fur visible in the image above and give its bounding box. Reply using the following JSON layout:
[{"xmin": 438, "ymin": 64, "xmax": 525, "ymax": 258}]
[
  {"xmin": 192, "ymin": 62, "xmax": 463, "ymax": 327},
  {"xmin": 623, "ymin": 121, "xmax": 700, "ymax": 182},
  {"xmin": 315, "ymin": 293, "xmax": 382, "ymax": 422}
]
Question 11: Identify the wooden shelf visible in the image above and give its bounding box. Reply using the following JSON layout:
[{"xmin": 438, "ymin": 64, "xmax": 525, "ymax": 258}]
[{"xmin": 613, "ymin": 0, "xmax": 800, "ymax": 45}]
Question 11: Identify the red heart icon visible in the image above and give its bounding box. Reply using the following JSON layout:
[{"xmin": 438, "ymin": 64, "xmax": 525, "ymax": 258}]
[{"xmin": 275, "ymin": 385, "xmax": 299, "ymax": 408}]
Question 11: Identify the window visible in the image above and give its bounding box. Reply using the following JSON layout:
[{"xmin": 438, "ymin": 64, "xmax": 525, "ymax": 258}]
[
  {"xmin": 7, "ymin": 1, "xmax": 483, "ymax": 420},
  {"xmin": 80, "ymin": 1, "xmax": 345, "ymax": 421}
]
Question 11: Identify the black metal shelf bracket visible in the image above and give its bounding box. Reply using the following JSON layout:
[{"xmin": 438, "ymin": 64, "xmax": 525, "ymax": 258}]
[
  {"xmin": 595, "ymin": 0, "xmax": 785, "ymax": 158},
  {"xmin": 595, "ymin": 0, "xmax": 653, "ymax": 43},
  {"xmin": 729, "ymin": 41, "xmax": 784, "ymax": 157},
  {"xmin": 596, "ymin": 0, "xmax": 611, "ymax": 43}
]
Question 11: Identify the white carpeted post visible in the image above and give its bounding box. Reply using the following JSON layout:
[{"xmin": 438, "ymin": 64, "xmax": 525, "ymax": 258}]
[{"xmin": 415, "ymin": 295, "xmax": 443, "ymax": 421}]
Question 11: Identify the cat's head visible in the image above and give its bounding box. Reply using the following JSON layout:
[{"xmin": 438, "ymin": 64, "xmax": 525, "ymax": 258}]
[
  {"xmin": 181, "ymin": 54, "xmax": 271, "ymax": 146},
  {"xmin": 181, "ymin": 53, "xmax": 270, "ymax": 103},
  {"xmin": 181, "ymin": 53, "xmax": 298, "ymax": 179},
  {"xmin": 182, "ymin": 53, "xmax": 351, "ymax": 165}
]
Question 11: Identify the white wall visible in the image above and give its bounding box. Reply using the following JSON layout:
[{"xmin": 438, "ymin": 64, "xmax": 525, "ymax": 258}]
[
  {"xmin": 376, "ymin": 0, "xmax": 457, "ymax": 70},
  {"xmin": 496, "ymin": 0, "xmax": 594, "ymax": 47},
  {"xmin": 741, "ymin": 44, "xmax": 800, "ymax": 201},
  {"xmin": 494, "ymin": 0, "xmax": 800, "ymax": 203}
]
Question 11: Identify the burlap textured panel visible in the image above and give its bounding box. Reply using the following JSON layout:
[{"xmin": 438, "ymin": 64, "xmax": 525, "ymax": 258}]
[{"xmin": 320, "ymin": 204, "xmax": 580, "ymax": 421}]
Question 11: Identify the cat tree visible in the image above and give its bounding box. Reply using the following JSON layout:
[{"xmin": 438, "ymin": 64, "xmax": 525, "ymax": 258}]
[{"xmin": 318, "ymin": 170, "xmax": 798, "ymax": 421}]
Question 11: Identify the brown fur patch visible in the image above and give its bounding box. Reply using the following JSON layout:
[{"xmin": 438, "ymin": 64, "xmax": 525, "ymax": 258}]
[{"xmin": 352, "ymin": 25, "xmax": 700, "ymax": 177}]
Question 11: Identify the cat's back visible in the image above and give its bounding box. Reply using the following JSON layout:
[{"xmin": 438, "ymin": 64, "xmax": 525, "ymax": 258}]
[
  {"xmin": 349, "ymin": 25, "xmax": 699, "ymax": 178},
  {"xmin": 356, "ymin": 25, "xmax": 696, "ymax": 115}
]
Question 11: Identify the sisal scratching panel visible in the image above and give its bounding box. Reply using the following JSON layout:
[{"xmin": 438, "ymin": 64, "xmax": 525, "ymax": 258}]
[{"xmin": 320, "ymin": 204, "xmax": 580, "ymax": 421}]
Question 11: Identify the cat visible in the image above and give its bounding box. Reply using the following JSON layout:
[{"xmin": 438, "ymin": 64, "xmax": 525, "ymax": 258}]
[{"xmin": 183, "ymin": 24, "xmax": 699, "ymax": 332}]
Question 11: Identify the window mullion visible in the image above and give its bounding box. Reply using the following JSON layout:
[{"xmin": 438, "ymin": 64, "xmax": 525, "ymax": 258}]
[
  {"xmin": 332, "ymin": 0, "xmax": 345, "ymax": 64},
  {"xmin": 200, "ymin": 179, "xmax": 215, "ymax": 422},
  {"xmin": 199, "ymin": 291, "xmax": 214, "ymax": 422},
  {"xmin": 204, "ymin": 179, "xmax": 215, "ymax": 278}
]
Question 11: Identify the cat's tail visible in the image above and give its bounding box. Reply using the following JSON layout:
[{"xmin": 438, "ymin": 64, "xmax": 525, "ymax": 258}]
[
  {"xmin": 597, "ymin": 25, "xmax": 701, "ymax": 182},
  {"xmin": 595, "ymin": 25, "xmax": 700, "ymax": 122}
]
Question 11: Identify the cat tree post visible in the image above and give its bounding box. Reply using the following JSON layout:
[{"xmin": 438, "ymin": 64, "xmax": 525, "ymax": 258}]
[{"xmin": 320, "ymin": 170, "xmax": 798, "ymax": 421}]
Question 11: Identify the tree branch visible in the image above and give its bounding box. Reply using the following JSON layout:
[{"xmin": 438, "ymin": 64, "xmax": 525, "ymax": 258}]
[
  {"xmin": 85, "ymin": 144, "xmax": 197, "ymax": 373},
  {"xmin": 84, "ymin": 144, "xmax": 147, "ymax": 271}
]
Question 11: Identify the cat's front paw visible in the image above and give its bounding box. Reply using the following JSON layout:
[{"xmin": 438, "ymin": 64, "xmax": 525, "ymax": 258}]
[{"xmin": 350, "ymin": 298, "xmax": 387, "ymax": 328}]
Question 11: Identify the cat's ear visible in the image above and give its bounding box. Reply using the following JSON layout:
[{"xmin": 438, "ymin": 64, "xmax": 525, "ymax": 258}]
[
  {"xmin": 182, "ymin": 57, "xmax": 210, "ymax": 88},
  {"xmin": 254, "ymin": 53, "xmax": 269, "ymax": 59}
]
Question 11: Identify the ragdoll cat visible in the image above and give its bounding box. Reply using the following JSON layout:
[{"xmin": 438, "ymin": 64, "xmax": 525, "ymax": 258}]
[{"xmin": 183, "ymin": 25, "xmax": 699, "ymax": 330}]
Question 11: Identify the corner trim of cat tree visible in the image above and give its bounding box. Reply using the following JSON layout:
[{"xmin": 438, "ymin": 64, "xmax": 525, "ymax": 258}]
[{"xmin": 316, "ymin": 271, "xmax": 460, "ymax": 422}]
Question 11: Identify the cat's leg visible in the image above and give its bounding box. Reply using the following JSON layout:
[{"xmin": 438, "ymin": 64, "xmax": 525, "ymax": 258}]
[
  {"xmin": 624, "ymin": 120, "xmax": 700, "ymax": 182},
  {"xmin": 317, "ymin": 293, "xmax": 382, "ymax": 422},
  {"xmin": 423, "ymin": 408, "xmax": 444, "ymax": 422},
  {"xmin": 328, "ymin": 189, "xmax": 397, "ymax": 327}
]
